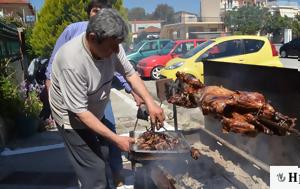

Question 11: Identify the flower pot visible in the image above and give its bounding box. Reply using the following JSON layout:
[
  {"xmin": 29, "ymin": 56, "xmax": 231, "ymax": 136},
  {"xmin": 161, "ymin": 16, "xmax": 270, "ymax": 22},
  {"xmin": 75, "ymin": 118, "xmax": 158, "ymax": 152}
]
[{"xmin": 15, "ymin": 116, "xmax": 39, "ymax": 138}]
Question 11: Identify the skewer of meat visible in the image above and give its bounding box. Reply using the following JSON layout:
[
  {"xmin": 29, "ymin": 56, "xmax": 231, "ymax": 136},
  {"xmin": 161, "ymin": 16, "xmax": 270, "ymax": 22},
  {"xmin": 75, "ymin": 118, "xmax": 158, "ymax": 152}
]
[{"xmin": 167, "ymin": 72, "xmax": 298, "ymax": 137}]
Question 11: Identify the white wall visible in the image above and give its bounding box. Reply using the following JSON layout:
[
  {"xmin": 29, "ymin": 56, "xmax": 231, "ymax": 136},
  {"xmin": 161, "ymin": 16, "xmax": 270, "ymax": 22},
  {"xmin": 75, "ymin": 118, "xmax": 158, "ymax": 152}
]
[
  {"xmin": 200, "ymin": 0, "xmax": 221, "ymax": 22},
  {"xmin": 130, "ymin": 23, "xmax": 161, "ymax": 33}
]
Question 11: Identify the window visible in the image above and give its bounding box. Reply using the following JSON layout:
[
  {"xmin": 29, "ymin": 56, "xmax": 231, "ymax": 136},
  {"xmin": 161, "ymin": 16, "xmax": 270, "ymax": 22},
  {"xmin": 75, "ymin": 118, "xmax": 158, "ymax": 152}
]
[
  {"xmin": 160, "ymin": 41, "xmax": 170, "ymax": 49},
  {"xmin": 244, "ymin": 39, "xmax": 264, "ymax": 54},
  {"xmin": 203, "ymin": 40, "xmax": 243, "ymax": 59},
  {"xmin": 174, "ymin": 42, "xmax": 194, "ymax": 54},
  {"xmin": 181, "ymin": 40, "xmax": 214, "ymax": 58},
  {"xmin": 196, "ymin": 41, "xmax": 205, "ymax": 46},
  {"xmin": 160, "ymin": 41, "xmax": 175, "ymax": 55},
  {"xmin": 291, "ymin": 39, "xmax": 300, "ymax": 46},
  {"xmin": 141, "ymin": 41, "xmax": 158, "ymax": 52},
  {"xmin": 186, "ymin": 42, "xmax": 195, "ymax": 51}
]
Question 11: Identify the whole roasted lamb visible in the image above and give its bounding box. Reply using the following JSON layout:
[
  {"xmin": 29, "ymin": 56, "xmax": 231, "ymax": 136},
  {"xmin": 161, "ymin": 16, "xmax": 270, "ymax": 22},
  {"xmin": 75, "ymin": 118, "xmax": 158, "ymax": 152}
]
[{"xmin": 167, "ymin": 72, "xmax": 298, "ymax": 137}]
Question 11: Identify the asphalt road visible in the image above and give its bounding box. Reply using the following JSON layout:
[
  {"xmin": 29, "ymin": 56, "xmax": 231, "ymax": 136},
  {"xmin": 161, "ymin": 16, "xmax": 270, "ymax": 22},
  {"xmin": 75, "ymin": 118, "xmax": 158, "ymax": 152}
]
[{"xmin": 280, "ymin": 57, "xmax": 300, "ymax": 71}]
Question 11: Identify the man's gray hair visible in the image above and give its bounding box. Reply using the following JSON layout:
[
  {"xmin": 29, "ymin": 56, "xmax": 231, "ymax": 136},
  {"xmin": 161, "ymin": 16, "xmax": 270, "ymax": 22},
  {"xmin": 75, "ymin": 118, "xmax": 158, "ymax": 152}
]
[{"xmin": 86, "ymin": 8, "xmax": 128, "ymax": 43}]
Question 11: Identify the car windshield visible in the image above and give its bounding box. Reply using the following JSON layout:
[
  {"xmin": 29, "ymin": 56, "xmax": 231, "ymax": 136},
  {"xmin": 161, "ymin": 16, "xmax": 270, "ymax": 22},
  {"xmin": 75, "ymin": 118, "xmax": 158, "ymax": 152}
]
[
  {"xmin": 131, "ymin": 41, "xmax": 145, "ymax": 53},
  {"xmin": 180, "ymin": 40, "xmax": 214, "ymax": 58},
  {"xmin": 159, "ymin": 41, "xmax": 176, "ymax": 55}
]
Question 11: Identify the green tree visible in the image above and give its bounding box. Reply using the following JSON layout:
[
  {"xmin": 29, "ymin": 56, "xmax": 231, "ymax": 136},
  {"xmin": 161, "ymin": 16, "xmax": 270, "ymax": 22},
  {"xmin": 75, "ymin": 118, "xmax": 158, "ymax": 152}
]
[
  {"xmin": 224, "ymin": 5, "xmax": 268, "ymax": 35},
  {"xmin": 262, "ymin": 11, "xmax": 291, "ymax": 37},
  {"xmin": 128, "ymin": 7, "xmax": 147, "ymax": 20},
  {"xmin": 291, "ymin": 15, "xmax": 300, "ymax": 38},
  {"xmin": 152, "ymin": 4, "xmax": 174, "ymax": 24},
  {"xmin": 113, "ymin": 0, "xmax": 127, "ymax": 20},
  {"xmin": 29, "ymin": 0, "xmax": 87, "ymax": 57},
  {"xmin": 29, "ymin": 0, "xmax": 127, "ymax": 57}
]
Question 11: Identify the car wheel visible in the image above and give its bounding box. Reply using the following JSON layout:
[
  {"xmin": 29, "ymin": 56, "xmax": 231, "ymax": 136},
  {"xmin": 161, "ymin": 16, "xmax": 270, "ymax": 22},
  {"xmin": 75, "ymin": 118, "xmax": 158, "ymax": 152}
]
[
  {"xmin": 280, "ymin": 50, "xmax": 287, "ymax": 58},
  {"xmin": 151, "ymin": 66, "xmax": 162, "ymax": 80}
]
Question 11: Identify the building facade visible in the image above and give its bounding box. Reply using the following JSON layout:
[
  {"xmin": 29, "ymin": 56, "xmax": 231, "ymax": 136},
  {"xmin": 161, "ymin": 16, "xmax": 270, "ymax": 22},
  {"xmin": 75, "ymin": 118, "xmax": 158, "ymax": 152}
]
[
  {"xmin": 129, "ymin": 20, "xmax": 162, "ymax": 34},
  {"xmin": 128, "ymin": 20, "xmax": 162, "ymax": 43},
  {"xmin": 200, "ymin": 0, "xmax": 222, "ymax": 22},
  {"xmin": 0, "ymin": 0, "xmax": 35, "ymax": 24},
  {"xmin": 161, "ymin": 0, "xmax": 226, "ymax": 40},
  {"xmin": 267, "ymin": 0, "xmax": 299, "ymax": 18},
  {"xmin": 174, "ymin": 11, "xmax": 198, "ymax": 23}
]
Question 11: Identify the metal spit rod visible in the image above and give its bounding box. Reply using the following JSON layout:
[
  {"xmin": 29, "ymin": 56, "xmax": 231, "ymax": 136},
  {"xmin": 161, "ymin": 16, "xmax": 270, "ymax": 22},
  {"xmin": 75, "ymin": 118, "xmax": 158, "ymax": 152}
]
[{"xmin": 155, "ymin": 78, "xmax": 179, "ymax": 131}]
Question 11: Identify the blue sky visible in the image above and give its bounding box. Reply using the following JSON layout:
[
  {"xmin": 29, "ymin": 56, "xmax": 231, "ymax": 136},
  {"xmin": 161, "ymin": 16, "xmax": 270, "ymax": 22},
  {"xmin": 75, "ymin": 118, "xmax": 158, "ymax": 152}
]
[
  {"xmin": 124, "ymin": 0, "xmax": 200, "ymax": 14},
  {"xmin": 29, "ymin": 0, "xmax": 300, "ymax": 15},
  {"xmin": 29, "ymin": 0, "xmax": 44, "ymax": 11},
  {"xmin": 30, "ymin": 0, "xmax": 200, "ymax": 15}
]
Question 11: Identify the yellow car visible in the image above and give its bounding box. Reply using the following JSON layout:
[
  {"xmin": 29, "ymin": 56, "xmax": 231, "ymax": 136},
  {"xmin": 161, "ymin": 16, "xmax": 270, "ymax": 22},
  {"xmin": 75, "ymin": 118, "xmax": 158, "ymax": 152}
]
[{"xmin": 160, "ymin": 35, "xmax": 283, "ymax": 81}]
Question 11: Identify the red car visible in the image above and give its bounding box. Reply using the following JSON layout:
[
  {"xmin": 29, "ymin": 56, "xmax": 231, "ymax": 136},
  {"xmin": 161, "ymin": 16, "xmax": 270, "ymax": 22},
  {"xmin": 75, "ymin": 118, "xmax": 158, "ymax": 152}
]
[{"xmin": 137, "ymin": 39, "xmax": 206, "ymax": 79}]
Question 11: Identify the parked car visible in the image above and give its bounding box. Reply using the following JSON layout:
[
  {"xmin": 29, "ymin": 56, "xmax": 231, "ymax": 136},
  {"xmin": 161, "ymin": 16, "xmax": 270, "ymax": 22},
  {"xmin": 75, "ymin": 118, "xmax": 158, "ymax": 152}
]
[
  {"xmin": 160, "ymin": 35, "xmax": 283, "ymax": 82},
  {"xmin": 279, "ymin": 38, "xmax": 300, "ymax": 58},
  {"xmin": 126, "ymin": 39, "xmax": 172, "ymax": 69},
  {"xmin": 136, "ymin": 39, "xmax": 206, "ymax": 80}
]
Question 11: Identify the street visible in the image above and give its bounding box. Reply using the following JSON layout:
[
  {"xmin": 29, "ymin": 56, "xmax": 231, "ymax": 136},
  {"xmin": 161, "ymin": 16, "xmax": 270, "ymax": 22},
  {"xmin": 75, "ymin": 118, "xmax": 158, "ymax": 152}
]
[{"xmin": 280, "ymin": 57, "xmax": 300, "ymax": 71}]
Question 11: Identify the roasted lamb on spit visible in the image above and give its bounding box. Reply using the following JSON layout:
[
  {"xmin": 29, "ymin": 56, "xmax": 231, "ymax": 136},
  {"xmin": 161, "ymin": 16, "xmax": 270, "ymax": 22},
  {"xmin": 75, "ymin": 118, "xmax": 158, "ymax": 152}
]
[{"xmin": 167, "ymin": 72, "xmax": 299, "ymax": 137}]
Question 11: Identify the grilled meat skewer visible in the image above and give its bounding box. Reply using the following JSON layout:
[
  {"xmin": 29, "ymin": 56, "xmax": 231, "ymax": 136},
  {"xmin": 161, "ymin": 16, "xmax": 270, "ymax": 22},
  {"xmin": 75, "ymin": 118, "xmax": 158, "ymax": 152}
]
[{"xmin": 168, "ymin": 72, "xmax": 298, "ymax": 137}]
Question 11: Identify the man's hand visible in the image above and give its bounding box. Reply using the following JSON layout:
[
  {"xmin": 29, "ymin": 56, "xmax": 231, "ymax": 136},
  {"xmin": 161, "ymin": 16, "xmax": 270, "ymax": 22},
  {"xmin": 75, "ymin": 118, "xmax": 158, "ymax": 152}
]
[
  {"xmin": 131, "ymin": 91, "xmax": 144, "ymax": 106},
  {"xmin": 147, "ymin": 102, "xmax": 165, "ymax": 130},
  {"xmin": 114, "ymin": 136, "xmax": 135, "ymax": 152},
  {"xmin": 126, "ymin": 72, "xmax": 165, "ymax": 129}
]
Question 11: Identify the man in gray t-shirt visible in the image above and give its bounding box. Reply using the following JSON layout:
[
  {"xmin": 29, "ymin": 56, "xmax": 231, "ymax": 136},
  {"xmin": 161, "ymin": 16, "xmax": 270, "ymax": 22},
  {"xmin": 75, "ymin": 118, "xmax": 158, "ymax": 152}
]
[{"xmin": 49, "ymin": 8, "xmax": 165, "ymax": 189}]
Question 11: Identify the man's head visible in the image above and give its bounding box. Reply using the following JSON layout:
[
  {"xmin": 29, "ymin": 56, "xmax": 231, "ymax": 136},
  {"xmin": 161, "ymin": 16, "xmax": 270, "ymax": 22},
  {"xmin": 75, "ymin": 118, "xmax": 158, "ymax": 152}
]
[
  {"xmin": 86, "ymin": 0, "xmax": 114, "ymax": 18},
  {"xmin": 86, "ymin": 8, "xmax": 128, "ymax": 59}
]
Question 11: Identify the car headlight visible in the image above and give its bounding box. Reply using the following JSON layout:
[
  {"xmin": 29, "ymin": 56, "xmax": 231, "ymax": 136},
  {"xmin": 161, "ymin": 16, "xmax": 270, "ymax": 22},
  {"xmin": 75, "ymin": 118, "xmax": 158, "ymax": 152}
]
[{"xmin": 165, "ymin": 62, "xmax": 184, "ymax": 70}]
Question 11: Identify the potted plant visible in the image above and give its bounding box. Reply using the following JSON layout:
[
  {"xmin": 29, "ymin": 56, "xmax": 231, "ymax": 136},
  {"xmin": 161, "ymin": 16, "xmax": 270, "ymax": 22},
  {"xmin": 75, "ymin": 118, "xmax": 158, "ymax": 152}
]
[
  {"xmin": 16, "ymin": 81, "xmax": 43, "ymax": 137},
  {"xmin": 0, "ymin": 58, "xmax": 21, "ymax": 142},
  {"xmin": 0, "ymin": 58, "xmax": 43, "ymax": 138}
]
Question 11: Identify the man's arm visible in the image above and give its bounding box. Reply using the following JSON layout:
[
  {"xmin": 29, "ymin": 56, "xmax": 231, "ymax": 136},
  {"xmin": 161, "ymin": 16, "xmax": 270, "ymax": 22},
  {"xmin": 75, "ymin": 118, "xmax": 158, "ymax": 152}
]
[
  {"xmin": 76, "ymin": 111, "xmax": 134, "ymax": 151},
  {"xmin": 115, "ymin": 45, "xmax": 145, "ymax": 105},
  {"xmin": 115, "ymin": 45, "xmax": 165, "ymax": 126},
  {"xmin": 45, "ymin": 28, "xmax": 72, "ymax": 82},
  {"xmin": 113, "ymin": 72, "xmax": 131, "ymax": 93},
  {"xmin": 113, "ymin": 72, "xmax": 144, "ymax": 106},
  {"xmin": 126, "ymin": 72, "xmax": 165, "ymax": 125}
]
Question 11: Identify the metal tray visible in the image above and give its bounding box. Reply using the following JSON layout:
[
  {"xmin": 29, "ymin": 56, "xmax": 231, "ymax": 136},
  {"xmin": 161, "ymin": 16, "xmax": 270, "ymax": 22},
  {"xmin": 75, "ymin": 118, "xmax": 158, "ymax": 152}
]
[{"xmin": 129, "ymin": 131, "xmax": 191, "ymax": 161}]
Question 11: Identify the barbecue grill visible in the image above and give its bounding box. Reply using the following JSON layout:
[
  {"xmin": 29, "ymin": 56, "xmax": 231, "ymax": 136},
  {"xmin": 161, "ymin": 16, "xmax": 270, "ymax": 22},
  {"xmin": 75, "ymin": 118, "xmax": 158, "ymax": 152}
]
[
  {"xmin": 129, "ymin": 130, "xmax": 190, "ymax": 162},
  {"xmin": 127, "ymin": 63, "xmax": 300, "ymax": 187},
  {"xmin": 127, "ymin": 79, "xmax": 193, "ymax": 188}
]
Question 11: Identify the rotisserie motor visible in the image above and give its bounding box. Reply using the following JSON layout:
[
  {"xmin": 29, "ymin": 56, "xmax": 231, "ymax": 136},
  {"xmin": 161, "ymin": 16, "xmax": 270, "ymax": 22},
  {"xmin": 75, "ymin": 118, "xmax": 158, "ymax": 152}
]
[{"xmin": 167, "ymin": 72, "xmax": 298, "ymax": 137}]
